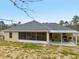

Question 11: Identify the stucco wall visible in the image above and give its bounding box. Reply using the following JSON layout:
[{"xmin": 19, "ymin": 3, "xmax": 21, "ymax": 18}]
[{"xmin": 4, "ymin": 32, "xmax": 18, "ymax": 41}]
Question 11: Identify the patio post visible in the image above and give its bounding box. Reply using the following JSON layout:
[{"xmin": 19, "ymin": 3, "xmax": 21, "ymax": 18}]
[
  {"xmin": 61, "ymin": 33, "xmax": 63, "ymax": 45},
  {"xmin": 72, "ymin": 33, "xmax": 74, "ymax": 42},
  {"xmin": 47, "ymin": 32, "xmax": 49, "ymax": 43}
]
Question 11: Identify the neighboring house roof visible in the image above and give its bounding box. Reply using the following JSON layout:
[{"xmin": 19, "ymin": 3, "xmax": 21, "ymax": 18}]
[{"xmin": 4, "ymin": 20, "xmax": 77, "ymax": 32}]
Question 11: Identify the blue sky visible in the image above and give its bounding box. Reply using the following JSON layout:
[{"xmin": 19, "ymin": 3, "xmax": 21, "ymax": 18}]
[{"xmin": 0, "ymin": 0, "xmax": 79, "ymax": 24}]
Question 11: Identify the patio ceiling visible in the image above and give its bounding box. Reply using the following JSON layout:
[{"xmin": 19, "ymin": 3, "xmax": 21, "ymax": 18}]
[{"xmin": 49, "ymin": 30, "xmax": 78, "ymax": 33}]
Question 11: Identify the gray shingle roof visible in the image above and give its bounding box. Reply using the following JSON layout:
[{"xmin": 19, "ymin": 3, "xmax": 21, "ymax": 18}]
[
  {"xmin": 4, "ymin": 20, "xmax": 49, "ymax": 31},
  {"xmin": 4, "ymin": 20, "xmax": 76, "ymax": 32},
  {"xmin": 43, "ymin": 23, "xmax": 73, "ymax": 30}
]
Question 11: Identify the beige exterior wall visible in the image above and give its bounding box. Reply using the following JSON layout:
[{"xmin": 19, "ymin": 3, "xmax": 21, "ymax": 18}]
[{"xmin": 4, "ymin": 32, "xmax": 18, "ymax": 41}]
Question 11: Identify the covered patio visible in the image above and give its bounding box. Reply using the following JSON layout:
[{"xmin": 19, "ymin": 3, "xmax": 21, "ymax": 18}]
[{"xmin": 47, "ymin": 31, "xmax": 78, "ymax": 46}]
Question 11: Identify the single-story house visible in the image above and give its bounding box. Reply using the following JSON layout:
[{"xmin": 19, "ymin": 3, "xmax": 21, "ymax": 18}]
[{"xmin": 3, "ymin": 20, "xmax": 78, "ymax": 46}]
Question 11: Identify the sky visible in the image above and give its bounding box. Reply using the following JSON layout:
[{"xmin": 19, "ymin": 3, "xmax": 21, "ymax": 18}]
[{"xmin": 0, "ymin": 0, "xmax": 79, "ymax": 24}]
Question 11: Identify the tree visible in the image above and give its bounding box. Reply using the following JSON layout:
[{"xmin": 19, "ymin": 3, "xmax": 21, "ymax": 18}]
[
  {"xmin": 59, "ymin": 20, "xmax": 64, "ymax": 25},
  {"xmin": 0, "ymin": 21, "xmax": 5, "ymax": 25},
  {"xmin": 0, "ymin": 21, "xmax": 5, "ymax": 30},
  {"xmin": 64, "ymin": 21, "xmax": 69, "ymax": 25},
  {"xmin": 9, "ymin": 0, "xmax": 42, "ymax": 19},
  {"xmin": 18, "ymin": 21, "xmax": 21, "ymax": 24},
  {"xmin": 72, "ymin": 15, "xmax": 79, "ymax": 25}
]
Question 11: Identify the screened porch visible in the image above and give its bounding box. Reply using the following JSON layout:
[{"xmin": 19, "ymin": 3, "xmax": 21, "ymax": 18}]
[{"xmin": 18, "ymin": 32, "xmax": 47, "ymax": 41}]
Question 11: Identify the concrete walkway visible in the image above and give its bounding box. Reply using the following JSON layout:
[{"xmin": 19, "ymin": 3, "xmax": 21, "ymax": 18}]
[{"xmin": 50, "ymin": 42, "xmax": 76, "ymax": 46}]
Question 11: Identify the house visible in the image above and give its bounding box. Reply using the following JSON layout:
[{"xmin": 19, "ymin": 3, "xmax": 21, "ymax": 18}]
[{"xmin": 3, "ymin": 20, "xmax": 78, "ymax": 46}]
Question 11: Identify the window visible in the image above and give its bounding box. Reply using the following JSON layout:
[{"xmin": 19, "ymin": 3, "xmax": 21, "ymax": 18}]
[
  {"xmin": 26, "ymin": 32, "xmax": 36, "ymax": 40},
  {"xmin": 9, "ymin": 32, "xmax": 12, "ymax": 38},
  {"xmin": 37, "ymin": 32, "xmax": 46, "ymax": 41},
  {"xmin": 18, "ymin": 32, "xmax": 26, "ymax": 39},
  {"xmin": 26, "ymin": 32, "xmax": 46, "ymax": 41}
]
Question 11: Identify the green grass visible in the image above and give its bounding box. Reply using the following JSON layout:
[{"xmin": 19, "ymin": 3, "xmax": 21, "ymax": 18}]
[
  {"xmin": 60, "ymin": 50, "xmax": 78, "ymax": 56},
  {"xmin": 21, "ymin": 43, "xmax": 42, "ymax": 49},
  {"xmin": 77, "ymin": 41, "xmax": 79, "ymax": 46},
  {"xmin": 0, "ymin": 39, "xmax": 42, "ymax": 49}
]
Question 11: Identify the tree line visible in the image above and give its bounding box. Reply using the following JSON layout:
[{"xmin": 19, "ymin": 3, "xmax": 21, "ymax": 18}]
[
  {"xmin": 59, "ymin": 15, "xmax": 79, "ymax": 31},
  {"xmin": 59, "ymin": 15, "xmax": 79, "ymax": 25},
  {"xmin": 0, "ymin": 15, "xmax": 79, "ymax": 31},
  {"xmin": 0, "ymin": 21, "xmax": 21, "ymax": 31}
]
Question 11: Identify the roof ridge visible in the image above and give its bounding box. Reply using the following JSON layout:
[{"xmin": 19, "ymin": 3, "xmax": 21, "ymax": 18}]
[
  {"xmin": 23, "ymin": 20, "xmax": 49, "ymax": 30},
  {"xmin": 33, "ymin": 20, "xmax": 50, "ymax": 30}
]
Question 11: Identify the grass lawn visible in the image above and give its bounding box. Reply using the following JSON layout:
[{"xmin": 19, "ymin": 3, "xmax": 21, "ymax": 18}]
[
  {"xmin": 77, "ymin": 41, "xmax": 79, "ymax": 46},
  {"xmin": 0, "ymin": 39, "xmax": 79, "ymax": 59}
]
